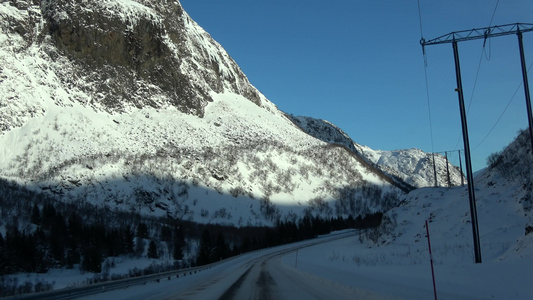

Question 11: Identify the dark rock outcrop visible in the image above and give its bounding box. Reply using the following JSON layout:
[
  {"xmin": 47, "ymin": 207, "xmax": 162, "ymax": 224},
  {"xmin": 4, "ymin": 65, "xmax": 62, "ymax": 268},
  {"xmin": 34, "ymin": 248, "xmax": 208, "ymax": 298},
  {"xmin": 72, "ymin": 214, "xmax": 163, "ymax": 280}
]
[{"xmin": 2, "ymin": 0, "xmax": 261, "ymax": 117}]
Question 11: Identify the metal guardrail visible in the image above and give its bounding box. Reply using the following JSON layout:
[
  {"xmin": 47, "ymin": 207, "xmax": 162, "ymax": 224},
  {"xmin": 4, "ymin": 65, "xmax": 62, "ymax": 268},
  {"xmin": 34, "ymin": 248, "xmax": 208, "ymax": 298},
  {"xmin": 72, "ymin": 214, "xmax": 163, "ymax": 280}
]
[{"xmin": 4, "ymin": 264, "xmax": 211, "ymax": 300}]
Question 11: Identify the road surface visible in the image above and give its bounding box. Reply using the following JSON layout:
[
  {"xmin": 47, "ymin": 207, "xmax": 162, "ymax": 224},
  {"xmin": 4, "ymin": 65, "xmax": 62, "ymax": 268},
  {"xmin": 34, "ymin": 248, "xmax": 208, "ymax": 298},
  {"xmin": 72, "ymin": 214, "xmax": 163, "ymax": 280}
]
[{"xmin": 78, "ymin": 232, "xmax": 395, "ymax": 300}]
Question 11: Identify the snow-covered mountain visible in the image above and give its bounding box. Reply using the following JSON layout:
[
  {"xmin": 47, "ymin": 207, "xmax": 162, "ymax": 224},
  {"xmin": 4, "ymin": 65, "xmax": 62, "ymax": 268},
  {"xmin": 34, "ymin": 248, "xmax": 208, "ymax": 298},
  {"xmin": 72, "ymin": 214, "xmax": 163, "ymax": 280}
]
[
  {"xmin": 0, "ymin": 0, "xmax": 408, "ymax": 226},
  {"xmin": 359, "ymin": 146, "xmax": 464, "ymax": 188},
  {"xmin": 379, "ymin": 128, "xmax": 532, "ymax": 262},
  {"xmin": 3, "ymin": 126, "xmax": 531, "ymax": 298},
  {"xmin": 1, "ymin": 0, "xmax": 263, "ymax": 130},
  {"xmin": 2, "ymin": 2, "xmax": 531, "ymax": 296},
  {"xmin": 290, "ymin": 115, "xmax": 464, "ymax": 188}
]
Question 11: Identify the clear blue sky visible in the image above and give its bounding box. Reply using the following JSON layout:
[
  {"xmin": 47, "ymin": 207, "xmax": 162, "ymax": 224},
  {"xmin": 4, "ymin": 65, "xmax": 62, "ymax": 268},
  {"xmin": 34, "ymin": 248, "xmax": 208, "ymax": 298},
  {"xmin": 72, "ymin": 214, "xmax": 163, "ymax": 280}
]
[{"xmin": 180, "ymin": 0, "xmax": 533, "ymax": 171}]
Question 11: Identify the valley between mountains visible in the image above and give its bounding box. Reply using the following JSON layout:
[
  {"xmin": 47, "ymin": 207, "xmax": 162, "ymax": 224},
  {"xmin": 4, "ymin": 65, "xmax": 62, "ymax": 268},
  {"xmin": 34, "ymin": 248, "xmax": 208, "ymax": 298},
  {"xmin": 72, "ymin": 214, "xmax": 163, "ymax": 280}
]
[{"xmin": 1, "ymin": 1, "xmax": 531, "ymax": 299}]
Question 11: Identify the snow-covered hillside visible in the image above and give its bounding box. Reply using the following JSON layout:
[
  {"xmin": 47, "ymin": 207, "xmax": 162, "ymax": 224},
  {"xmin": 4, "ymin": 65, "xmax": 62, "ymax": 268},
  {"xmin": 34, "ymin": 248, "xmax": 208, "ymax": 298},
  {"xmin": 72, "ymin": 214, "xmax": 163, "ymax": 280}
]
[
  {"xmin": 289, "ymin": 130, "xmax": 533, "ymax": 299},
  {"xmin": 358, "ymin": 146, "xmax": 464, "ymax": 188},
  {"xmin": 0, "ymin": 0, "xmax": 263, "ymax": 130},
  {"xmin": 376, "ymin": 128, "xmax": 532, "ymax": 267},
  {"xmin": 290, "ymin": 116, "xmax": 464, "ymax": 188},
  {"xmin": 10, "ymin": 130, "xmax": 533, "ymax": 298},
  {"xmin": 377, "ymin": 129, "xmax": 532, "ymax": 279},
  {"xmin": 0, "ymin": 0, "xmax": 405, "ymax": 226}
]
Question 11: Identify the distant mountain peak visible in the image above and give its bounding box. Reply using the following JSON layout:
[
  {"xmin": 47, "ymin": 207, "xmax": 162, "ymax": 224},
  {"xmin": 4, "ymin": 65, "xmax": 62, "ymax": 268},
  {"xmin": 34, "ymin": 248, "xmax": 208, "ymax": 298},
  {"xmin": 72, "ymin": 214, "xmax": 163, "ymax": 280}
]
[{"xmin": 290, "ymin": 115, "xmax": 465, "ymax": 189}]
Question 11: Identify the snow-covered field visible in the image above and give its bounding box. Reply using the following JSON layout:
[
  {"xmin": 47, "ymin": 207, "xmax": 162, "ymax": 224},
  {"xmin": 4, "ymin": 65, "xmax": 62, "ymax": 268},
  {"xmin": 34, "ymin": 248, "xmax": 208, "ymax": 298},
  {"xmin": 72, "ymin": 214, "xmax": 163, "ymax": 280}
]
[
  {"xmin": 301, "ymin": 163, "xmax": 532, "ymax": 299},
  {"xmin": 285, "ymin": 233, "xmax": 531, "ymax": 299}
]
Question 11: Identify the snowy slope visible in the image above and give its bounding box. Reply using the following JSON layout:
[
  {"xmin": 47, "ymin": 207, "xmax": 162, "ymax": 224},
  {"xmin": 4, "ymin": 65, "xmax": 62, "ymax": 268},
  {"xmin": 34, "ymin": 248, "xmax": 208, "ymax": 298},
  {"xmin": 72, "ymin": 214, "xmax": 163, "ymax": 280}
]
[
  {"xmin": 377, "ymin": 130, "xmax": 532, "ymax": 265},
  {"xmin": 283, "ymin": 130, "xmax": 533, "ymax": 299},
  {"xmin": 0, "ymin": 1, "xmax": 404, "ymax": 226},
  {"xmin": 1, "ymin": 0, "xmax": 264, "ymax": 124},
  {"xmin": 358, "ymin": 146, "xmax": 464, "ymax": 188},
  {"xmin": 290, "ymin": 116, "xmax": 464, "ymax": 188}
]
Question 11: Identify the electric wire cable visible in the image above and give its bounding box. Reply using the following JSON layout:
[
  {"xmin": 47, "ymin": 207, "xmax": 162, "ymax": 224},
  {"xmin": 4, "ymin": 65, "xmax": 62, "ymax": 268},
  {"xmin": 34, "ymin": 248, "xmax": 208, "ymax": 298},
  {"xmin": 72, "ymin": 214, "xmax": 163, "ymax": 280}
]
[
  {"xmin": 452, "ymin": 0, "xmax": 500, "ymax": 151},
  {"xmin": 418, "ymin": 0, "xmax": 435, "ymax": 155},
  {"xmin": 473, "ymin": 61, "xmax": 533, "ymax": 151},
  {"xmin": 483, "ymin": 0, "xmax": 500, "ymax": 61}
]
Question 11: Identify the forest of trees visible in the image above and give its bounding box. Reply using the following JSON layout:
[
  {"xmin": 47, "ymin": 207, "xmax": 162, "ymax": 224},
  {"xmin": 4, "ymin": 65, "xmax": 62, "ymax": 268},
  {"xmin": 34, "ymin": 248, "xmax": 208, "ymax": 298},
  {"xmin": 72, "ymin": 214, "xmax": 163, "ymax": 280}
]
[
  {"xmin": 193, "ymin": 212, "xmax": 383, "ymax": 266},
  {"xmin": 0, "ymin": 203, "xmax": 190, "ymax": 274},
  {"xmin": 0, "ymin": 178, "xmax": 384, "ymax": 297}
]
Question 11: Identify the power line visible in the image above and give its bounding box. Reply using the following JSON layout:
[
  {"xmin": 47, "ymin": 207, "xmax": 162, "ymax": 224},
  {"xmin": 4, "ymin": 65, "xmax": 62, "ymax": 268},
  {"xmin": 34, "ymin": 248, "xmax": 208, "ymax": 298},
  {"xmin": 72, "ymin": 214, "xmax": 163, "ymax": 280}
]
[
  {"xmin": 418, "ymin": 0, "xmax": 438, "ymax": 186},
  {"xmin": 473, "ymin": 61, "xmax": 533, "ymax": 151},
  {"xmin": 488, "ymin": 0, "xmax": 500, "ymax": 27},
  {"xmin": 417, "ymin": 1, "xmax": 434, "ymax": 150},
  {"xmin": 452, "ymin": 0, "xmax": 501, "ymax": 150},
  {"xmin": 417, "ymin": 0, "xmax": 424, "ymax": 40},
  {"xmin": 422, "ymin": 66, "xmax": 435, "ymax": 153},
  {"xmin": 483, "ymin": 0, "xmax": 500, "ymax": 61},
  {"xmin": 467, "ymin": 52, "xmax": 485, "ymax": 115},
  {"xmin": 476, "ymin": 0, "xmax": 501, "ymax": 100}
]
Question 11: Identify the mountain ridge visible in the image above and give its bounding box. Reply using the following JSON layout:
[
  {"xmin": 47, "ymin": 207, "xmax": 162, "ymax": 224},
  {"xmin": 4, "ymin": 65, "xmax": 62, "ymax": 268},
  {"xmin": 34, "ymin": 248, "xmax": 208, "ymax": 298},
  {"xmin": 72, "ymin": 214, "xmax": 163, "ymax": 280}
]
[{"xmin": 289, "ymin": 115, "xmax": 464, "ymax": 188}]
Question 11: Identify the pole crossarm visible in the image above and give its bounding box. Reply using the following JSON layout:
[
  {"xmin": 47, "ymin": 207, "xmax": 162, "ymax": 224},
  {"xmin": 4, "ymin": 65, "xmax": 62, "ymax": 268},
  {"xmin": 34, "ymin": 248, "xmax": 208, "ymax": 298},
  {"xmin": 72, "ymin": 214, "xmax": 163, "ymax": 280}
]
[{"xmin": 421, "ymin": 23, "xmax": 533, "ymax": 46}]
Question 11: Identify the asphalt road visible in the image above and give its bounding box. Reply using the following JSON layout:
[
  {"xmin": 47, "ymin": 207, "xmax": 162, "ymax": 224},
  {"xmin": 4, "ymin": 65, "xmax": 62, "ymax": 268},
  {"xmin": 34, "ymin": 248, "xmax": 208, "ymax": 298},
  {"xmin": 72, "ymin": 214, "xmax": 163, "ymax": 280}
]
[
  {"xmin": 215, "ymin": 250, "xmax": 378, "ymax": 300},
  {"xmin": 74, "ymin": 232, "xmax": 396, "ymax": 300}
]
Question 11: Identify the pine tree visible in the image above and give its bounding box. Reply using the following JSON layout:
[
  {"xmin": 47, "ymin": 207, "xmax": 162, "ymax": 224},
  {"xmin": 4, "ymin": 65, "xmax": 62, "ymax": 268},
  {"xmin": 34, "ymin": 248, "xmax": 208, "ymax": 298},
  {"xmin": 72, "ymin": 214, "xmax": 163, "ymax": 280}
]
[
  {"xmin": 196, "ymin": 229, "xmax": 212, "ymax": 265},
  {"xmin": 172, "ymin": 242, "xmax": 183, "ymax": 261},
  {"xmin": 66, "ymin": 243, "xmax": 80, "ymax": 269},
  {"xmin": 49, "ymin": 212, "xmax": 67, "ymax": 266},
  {"xmin": 0, "ymin": 233, "xmax": 7, "ymax": 275},
  {"xmin": 5, "ymin": 219, "xmax": 22, "ymax": 273},
  {"xmin": 81, "ymin": 246, "xmax": 103, "ymax": 273},
  {"xmin": 122, "ymin": 226, "xmax": 134, "ymax": 254},
  {"xmin": 160, "ymin": 226, "xmax": 172, "ymax": 242},
  {"xmin": 240, "ymin": 236, "xmax": 251, "ymax": 253},
  {"xmin": 214, "ymin": 233, "xmax": 229, "ymax": 261},
  {"xmin": 136, "ymin": 223, "xmax": 149, "ymax": 239},
  {"xmin": 41, "ymin": 203, "xmax": 56, "ymax": 229},
  {"xmin": 106, "ymin": 228, "xmax": 122, "ymax": 257},
  {"xmin": 147, "ymin": 240, "xmax": 159, "ymax": 259},
  {"xmin": 67, "ymin": 212, "xmax": 83, "ymax": 238},
  {"xmin": 134, "ymin": 238, "xmax": 145, "ymax": 257},
  {"xmin": 172, "ymin": 227, "xmax": 185, "ymax": 261},
  {"xmin": 30, "ymin": 204, "xmax": 41, "ymax": 225},
  {"xmin": 33, "ymin": 227, "xmax": 49, "ymax": 273}
]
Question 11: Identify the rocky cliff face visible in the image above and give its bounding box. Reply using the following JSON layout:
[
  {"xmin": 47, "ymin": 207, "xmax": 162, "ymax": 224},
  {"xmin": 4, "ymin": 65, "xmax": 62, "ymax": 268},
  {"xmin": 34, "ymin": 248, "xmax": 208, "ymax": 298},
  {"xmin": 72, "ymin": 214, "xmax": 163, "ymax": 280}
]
[{"xmin": 1, "ymin": 0, "xmax": 262, "ymax": 126}]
